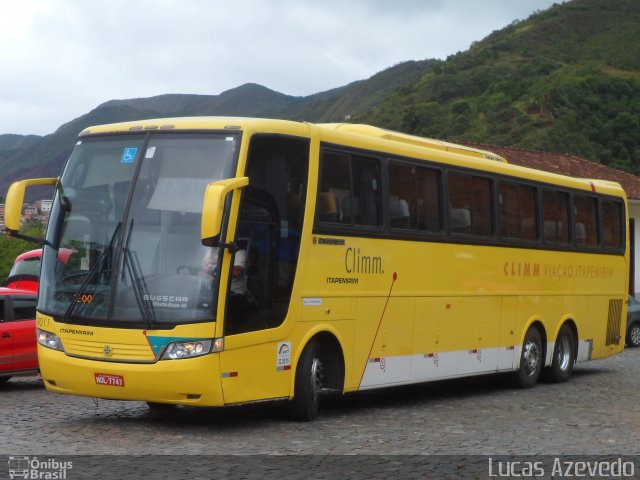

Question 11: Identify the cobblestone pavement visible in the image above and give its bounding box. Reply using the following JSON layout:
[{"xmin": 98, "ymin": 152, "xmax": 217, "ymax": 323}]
[{"xmin": 2, "ymin": 348, "xmax": 640, "ymax": 477}]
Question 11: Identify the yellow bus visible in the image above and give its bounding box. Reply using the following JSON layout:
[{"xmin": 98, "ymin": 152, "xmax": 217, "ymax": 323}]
[{"xmin": 4, "ymin": 117, "xmax": 628, "ymax": 420}]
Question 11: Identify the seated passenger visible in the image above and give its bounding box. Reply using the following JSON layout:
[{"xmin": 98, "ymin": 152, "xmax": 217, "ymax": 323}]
[{"xmin": 201, "ymin": 248, "xmax": 247, "ymax": 294}]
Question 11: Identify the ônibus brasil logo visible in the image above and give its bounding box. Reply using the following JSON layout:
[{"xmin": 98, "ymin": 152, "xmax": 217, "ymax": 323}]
[{"xmin": 8, "ymin": 456, "xmax": 72, "ymax": 479}]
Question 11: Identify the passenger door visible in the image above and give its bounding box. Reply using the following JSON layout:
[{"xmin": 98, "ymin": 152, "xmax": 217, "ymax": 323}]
[{"xmin": 219, "ymin": 135, "xmax": 309, "ymax": 404}]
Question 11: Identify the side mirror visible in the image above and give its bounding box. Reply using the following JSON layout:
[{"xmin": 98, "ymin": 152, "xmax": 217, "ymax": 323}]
[
  {"xmin": 201, "ymin": 177, "xmax": 249, "ymax": 246},
  {"xmin": 4, "ymin": 177, "xmax": 58, "ymax": 242}
]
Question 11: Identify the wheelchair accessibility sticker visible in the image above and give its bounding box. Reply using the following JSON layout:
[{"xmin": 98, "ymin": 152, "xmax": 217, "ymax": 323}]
[{"xmin": 120, "ymin": 147, "xmax": 138, "ymax": 164}]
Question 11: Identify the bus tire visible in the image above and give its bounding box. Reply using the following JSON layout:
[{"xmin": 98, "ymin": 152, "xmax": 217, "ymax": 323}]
[
  {"xmin": 511, "ymin": 326, "xmax": 543, "ymax": 389},
  {"xmin": 543, "ymin": 324, "xmax": 576, "ymax": 383},
  {"xmin": 289, "ymin": 339, "xmax": 323, "ymax": 421}
]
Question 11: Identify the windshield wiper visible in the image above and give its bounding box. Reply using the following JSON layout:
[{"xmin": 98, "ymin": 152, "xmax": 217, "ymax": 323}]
[
  {"xmin": 121, "ymin": 219, "xmax": 156, "ymax": 329},
  {"xmin": 63, "ymin": 222, "xmax": 122, "ymax": 322}
]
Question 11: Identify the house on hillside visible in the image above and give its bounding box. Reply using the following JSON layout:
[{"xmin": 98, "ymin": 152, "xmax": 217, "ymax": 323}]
[{"xmin": 466, "ymin": 143, "xmax": 640, "ymax": 297}]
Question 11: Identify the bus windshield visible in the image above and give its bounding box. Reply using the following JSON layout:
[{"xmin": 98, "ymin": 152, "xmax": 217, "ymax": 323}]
[{"xmin": 39, "ymin": 133, "xmax": 239, "ymax": 327}]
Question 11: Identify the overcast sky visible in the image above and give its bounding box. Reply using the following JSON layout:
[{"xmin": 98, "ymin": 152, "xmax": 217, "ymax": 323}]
[{"xmin": 0, "ymin": 0, "xmax": 562, "ymax": 136}]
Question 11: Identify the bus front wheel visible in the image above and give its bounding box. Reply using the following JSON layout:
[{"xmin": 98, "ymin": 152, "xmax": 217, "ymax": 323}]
[
  {"xmin": 512, "ymin": 326, "xmax": 543, "ymax": 389},
  {"xmin": 289, "ymin": 339, "xmax": 323, "ymax": 421}
]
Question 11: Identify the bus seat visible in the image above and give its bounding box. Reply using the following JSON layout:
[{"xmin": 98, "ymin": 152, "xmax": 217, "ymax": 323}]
[
  {"xmin": 390, "ymin": 198, "xmax": 410, "ymax": 228},
  {"xmin": 317, "ymin": 192, "xmax": 338, "ymax": 223},
  {"xmin": 449, "ymin": 208, "xmax": 471, "ymax": 231}
]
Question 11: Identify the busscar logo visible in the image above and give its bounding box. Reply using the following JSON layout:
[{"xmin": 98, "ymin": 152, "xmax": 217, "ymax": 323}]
[
  {"xmin": 8, "ymin": 456, "xmax": 73, "ymax": 479},
  {"xmin": 316, "ymin": 237, "xmax": 345, "ymax": 246}
]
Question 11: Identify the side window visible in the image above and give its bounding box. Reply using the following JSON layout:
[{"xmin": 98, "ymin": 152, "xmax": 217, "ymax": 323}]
[
  {"xmin": 388, "ymin": 163, "xmax": 414, "ymax": 229},
  {"xmin": 543, "ymin": 190, "xmax": 570, "ymax": 244},
  {"xmin": 574, "ymin": 195, "xmax": 598, "ymax": 248},
  {"xmin": 388, "ymin": 162, "xmax": 441, "ymax": 232},
  {"xmin": 500, "ymin": 182, "xmax": 537, "ymax": 241},
  {"xmin": 448, "ymin": 173, "xmax": 493, "ymax": 236},
  {"xmin": 416, "ymin": 167, "xmax": 441, "ymax": 232},
  {"xmin": 317, "ymin": 150, "xmax": 381, "ymax": 228},
  {"xmin": 317, "ymin": 153, "xmax": 349, "ymax": 224},
  {"xmin": 351, "ymin": 155, "xmax": 381, "ymax": 227},
  {"xmin": 602, "ymin": 200, "xmax": 623, "ymax": 249},
  {"xmin": 0, "ymin": 299, "xmax": 4, "ymax": 322},
  {"xmin": 12, "ymin": 299, "xmax": 37, "ymax": 320}
]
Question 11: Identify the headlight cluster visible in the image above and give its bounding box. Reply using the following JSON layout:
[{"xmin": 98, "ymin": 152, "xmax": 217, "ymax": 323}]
[
  {"xmin": 37, "ymin": 329, "xmax": 64, "ymax": 352},
  {"xmin": 160, "ymin": 338, "xmax": 223, "ymax": 360}
]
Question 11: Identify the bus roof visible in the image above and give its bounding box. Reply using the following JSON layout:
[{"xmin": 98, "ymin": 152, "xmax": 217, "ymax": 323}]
[
  {"xmin": 78, "ymin": 117, "xmax": 311, "ymax": 137},
  {"xmin": 317, "ymin": 123, "xmax": 508, "ymax": 163},
  {"xmin": 78, "ymin": 116, "xmax": 626, "ymax": 200}
]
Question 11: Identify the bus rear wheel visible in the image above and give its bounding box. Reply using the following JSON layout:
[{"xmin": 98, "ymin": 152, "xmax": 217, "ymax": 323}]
[
  {"xmin": 289, "ymin": 339, "xmax": 323, "ymax": 421},
  {"xmin": 512, "ymin": 326, "xmax": 543, "ymax": 389},
  {"xmin": 543, "ymin": 324, "xmax": 576, "ymax": 383}
]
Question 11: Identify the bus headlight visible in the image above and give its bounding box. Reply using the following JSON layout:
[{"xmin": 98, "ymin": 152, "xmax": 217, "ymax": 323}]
[
  {"xmin": 160, "ymin": 338, "xmax": 223, "ymax": 360},
  {"xmin": 37, "ymin": 329, "xmax": 65, "ymax": 352}
]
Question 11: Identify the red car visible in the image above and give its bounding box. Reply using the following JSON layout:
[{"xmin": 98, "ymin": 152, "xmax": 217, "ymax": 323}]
[
  {"xmin": 3, "ymin": 249, "xmax": 42, "ymax": 293},
  {"xmin": 0, "ymin": 287, "xmax": 38, "ymax": 384},
  {"xmin": 4, "ymin": 248, "xmax": 74, "ymax": 294}
]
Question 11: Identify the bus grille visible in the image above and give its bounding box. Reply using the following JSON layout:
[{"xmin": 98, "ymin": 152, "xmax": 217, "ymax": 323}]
[
  {"xmin": 606, "ymin": 299, "xmax": 623, "ymax": 346},
  {"xmin": 63, "ymin": 339, "xmax": 155, "ymax": 362}
]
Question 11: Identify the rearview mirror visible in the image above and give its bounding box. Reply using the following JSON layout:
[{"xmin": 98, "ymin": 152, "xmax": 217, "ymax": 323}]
[
  {"xmin": 4, "ymin": 177, "xmax": 58, "ymax": 242},
  {"xmin": 201, "ymin": 177, "xmax": 249, "ymax": 246}
]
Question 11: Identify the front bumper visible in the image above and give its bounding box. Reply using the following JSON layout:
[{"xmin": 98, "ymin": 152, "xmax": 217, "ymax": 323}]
[{"xmin": 38, "ymin": 345, "xmax": 224, "ymax": 406}]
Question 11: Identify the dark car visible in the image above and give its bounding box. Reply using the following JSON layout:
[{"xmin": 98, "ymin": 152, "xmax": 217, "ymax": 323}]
[
  {"xmin": 626, "ymin": 295, "xmax": 640, "ymax": 348},
  {"xmin": 0, "ymin": 288, "xmax": 38, "ymax": 384}
]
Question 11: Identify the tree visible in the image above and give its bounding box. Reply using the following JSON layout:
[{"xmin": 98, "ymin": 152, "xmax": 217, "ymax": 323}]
[{"xmin": 0, "ymin": 221, "xmax": 44, "ymax": 281}]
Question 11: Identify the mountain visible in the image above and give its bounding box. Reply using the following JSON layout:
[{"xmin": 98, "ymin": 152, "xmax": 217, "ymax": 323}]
[
  {"xmin": 359, "ymin": 0, "xmax": 640, "ymax": 171},
  {"xmin": 0, "ymin": 62, "xmax": 433, "ymax": 200},
  {"xmin": 2, "ymin": 0, "xmax": 640, "ymax": 200},
  {"xmin": 0, "ymin": 134, "xmax": 41, "ymax": 152}
]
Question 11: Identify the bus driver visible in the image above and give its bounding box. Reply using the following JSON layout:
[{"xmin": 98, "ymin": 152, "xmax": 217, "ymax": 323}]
[{"xmin": 201, "ymin": 248, "xmax": 247, "ymax": 295}]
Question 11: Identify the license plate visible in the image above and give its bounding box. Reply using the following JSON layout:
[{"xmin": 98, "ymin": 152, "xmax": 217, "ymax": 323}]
[{"xmin": 94, "ymin": 373, "xmax": 125, "ymax": 387}]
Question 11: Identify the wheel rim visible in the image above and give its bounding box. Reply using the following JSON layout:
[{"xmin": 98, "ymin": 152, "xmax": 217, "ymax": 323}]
[
  {"xmin": 523, "ymin": 340, "xmax": 541, "ymax": 377},
  {"xmin": 630, "ymin": 325, "xmax": 640, "ymax": 345},
  {"xmin": 556, "ymin": 335, "xmax": 572, "ymax": 372},
  {"xmin": 310, "ymin": 357, "xmax": 324, "ymax": 402}
]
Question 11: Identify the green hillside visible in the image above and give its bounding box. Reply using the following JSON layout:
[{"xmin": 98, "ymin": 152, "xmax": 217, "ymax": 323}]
[{"xmin": 360, "ymin": 0, "xmax": 640, "ymax": 171}]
